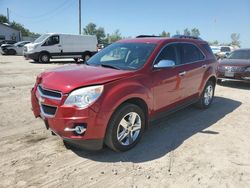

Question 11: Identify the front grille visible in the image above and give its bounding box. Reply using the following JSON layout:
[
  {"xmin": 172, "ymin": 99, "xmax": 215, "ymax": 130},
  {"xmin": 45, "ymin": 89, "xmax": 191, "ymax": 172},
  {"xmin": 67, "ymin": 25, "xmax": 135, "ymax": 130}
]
[
  {"xmin": 23, "ymin": 46, "xmax": 27, "ymax": 52},
  {"xmin": 222, "ymin": 66, "xmax": 245, "ymax": 72},
  {"xmin": 38, "ymin": 85, "xmax": 62, "ymax": 100},
  {"xmin": 41, "ymin": 104, "xmax": 57, "ymax": 116}
]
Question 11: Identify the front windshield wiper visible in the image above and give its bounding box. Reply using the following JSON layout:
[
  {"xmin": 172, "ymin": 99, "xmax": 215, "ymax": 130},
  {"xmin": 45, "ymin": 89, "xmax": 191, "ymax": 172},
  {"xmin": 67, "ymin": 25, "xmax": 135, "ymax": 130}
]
[{"xmin": 100, "ymin": 63, "xmax": 121, "ymax": 70}]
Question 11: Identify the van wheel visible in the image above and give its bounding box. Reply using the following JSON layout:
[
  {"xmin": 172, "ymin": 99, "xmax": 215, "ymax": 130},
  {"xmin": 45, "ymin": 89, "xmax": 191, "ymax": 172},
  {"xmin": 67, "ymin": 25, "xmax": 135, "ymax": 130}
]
[
  {"xmin": 82, "ymin": 53, "xmax": 91, "ymax": 62},
  {"xmin": 195, "ymin": 80, "xmax": 215, "ymax": 109},
  {"xmin": 39, "ymin": 53, "xmax": 50, "ymax": 63},
  {"xmin": 105, "ymin": 103, "xmax": 145, "ymax": 152}
]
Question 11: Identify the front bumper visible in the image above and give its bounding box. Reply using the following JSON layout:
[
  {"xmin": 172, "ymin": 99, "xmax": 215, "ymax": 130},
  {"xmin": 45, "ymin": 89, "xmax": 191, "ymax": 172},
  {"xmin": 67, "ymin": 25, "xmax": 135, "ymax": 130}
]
[
  {"xmin": 24, "ymin": 52, "xmax": 39, "ymax": 60},
  {"xmin": 31, "ymin": 85, "xmax": 109, "ymax": 150},
  {"xmin": 217, "ymin": 70, "xmax": 250, "ymax": 82}
]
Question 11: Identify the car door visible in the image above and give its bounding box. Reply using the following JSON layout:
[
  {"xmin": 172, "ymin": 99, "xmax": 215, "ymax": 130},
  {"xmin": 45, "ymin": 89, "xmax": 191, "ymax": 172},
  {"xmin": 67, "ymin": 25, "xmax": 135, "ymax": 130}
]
[
  {"xmin": 41, "ymin": 35, "xmax": 61, "ymax": 57},
  {"xmin": 152, "ymin": 43, "xmax": 185, "ymax": 114},
  {"xmin": 176, "ymin": 43, "xmax": 206, "ymax": 99}
]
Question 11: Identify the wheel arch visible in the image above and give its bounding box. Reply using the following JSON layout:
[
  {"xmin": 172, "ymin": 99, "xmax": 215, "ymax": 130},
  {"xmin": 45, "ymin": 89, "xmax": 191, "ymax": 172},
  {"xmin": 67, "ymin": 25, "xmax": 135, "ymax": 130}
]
[{"xmin": 111, "ymin": 97, "xmax": 149, "ymax": 130}]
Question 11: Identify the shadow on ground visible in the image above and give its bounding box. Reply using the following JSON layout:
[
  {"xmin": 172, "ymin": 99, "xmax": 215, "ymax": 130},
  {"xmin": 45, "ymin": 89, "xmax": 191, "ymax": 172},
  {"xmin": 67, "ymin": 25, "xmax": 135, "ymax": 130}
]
[
  {"xmin": 218, "ymin": 81, "xmax": 250, "ymax": 90},
  {"xmin": 29, "ymin": 60, "xmax": 77, "ymax": 64},
  {"xmin": 68, "ymin": 96, "xmax": 241, "ymax": 163}
]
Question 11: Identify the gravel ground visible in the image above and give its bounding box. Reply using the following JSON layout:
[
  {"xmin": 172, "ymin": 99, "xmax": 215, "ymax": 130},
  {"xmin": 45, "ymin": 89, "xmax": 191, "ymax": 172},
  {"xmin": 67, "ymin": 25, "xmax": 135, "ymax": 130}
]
[{"xmin": 0, "ymin": 55, "xmax": 250, "ymax": 188}]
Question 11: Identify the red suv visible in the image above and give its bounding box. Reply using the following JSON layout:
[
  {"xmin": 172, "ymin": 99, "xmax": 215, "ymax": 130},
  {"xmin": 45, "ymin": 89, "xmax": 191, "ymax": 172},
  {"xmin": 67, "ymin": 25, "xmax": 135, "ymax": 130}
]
[{"xmin": 31, "ymin": 35, "xmax": 218, "ymax": 152}]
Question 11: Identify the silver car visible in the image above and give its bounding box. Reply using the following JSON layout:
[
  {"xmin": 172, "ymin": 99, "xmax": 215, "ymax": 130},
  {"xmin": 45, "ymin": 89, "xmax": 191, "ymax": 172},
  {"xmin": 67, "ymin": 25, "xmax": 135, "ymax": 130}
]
[{"xmin": 1, "ymin": 41, "xmax": 30, "ymax": 55}]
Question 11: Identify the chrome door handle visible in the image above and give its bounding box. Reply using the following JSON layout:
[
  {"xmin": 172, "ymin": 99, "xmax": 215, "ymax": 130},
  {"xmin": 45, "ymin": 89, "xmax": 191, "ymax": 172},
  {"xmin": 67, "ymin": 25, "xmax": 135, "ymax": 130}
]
[
  {"xmin": 202, "ymin": 64, "xmax": 207, "ymax": 68},
  {"xmin": 58, "ymin": 45, "xmax": 62, "ymax": 47},
  {"xmin": 179, "ymin": 71, "xmax": 186, "ymax": 76}
]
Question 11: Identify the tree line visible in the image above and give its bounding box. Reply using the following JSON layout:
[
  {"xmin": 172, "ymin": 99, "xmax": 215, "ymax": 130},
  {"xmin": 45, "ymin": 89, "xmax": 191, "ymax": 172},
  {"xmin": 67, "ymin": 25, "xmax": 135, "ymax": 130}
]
[{"xmin": 0, "ymin": 14, "xmax": 241, "ymax": 47}]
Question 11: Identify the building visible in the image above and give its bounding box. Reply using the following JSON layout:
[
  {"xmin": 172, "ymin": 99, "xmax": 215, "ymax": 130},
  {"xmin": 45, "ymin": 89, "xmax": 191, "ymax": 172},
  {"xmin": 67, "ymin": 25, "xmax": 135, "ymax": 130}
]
[{"xmin": 0, "ymin": 23, "xmax": 22, "ymax": 42}]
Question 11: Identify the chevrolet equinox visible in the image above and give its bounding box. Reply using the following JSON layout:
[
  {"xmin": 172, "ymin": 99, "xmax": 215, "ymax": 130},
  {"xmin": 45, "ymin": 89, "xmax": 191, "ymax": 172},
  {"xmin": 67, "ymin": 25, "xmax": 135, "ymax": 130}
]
[{"xmin": 31, "ymin": 35, "xmax": 218, "ymax": 152}]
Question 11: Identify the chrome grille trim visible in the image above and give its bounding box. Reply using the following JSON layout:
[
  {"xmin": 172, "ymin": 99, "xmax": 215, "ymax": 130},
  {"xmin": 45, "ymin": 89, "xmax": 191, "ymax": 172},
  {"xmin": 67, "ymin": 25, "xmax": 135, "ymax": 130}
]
[{"xmin": 37, "ymin": 84, "xmax": 62, "ymax": 100}]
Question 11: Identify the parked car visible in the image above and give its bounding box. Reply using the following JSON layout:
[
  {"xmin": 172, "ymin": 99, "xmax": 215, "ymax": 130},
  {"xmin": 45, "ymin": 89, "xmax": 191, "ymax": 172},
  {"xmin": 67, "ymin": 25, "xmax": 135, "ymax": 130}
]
[
  {"xmin": 0, "ymin": 40, "xmax": 16, "ymax": 46},
  {"xmin": 24, "ymin": 33, "xmax": 98, "ymax": 63},
  {"xmin": 1, "ymin": 41, "xmax": 30, "ymax": 55},
  {"xmin": 217, "ymin": 48, "xmax": 250, "ymax": 83},
  {"xmin": 31, "ymin": 35, "xmax": 218, "ymax": 152}
]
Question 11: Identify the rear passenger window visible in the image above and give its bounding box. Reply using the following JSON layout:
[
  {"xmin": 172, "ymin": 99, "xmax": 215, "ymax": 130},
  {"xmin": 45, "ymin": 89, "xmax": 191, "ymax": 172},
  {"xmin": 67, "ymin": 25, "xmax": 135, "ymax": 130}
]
[
  {"xmin": 155, "ymin": 45, "xmax": 178, "ymax": 65},
  {"xmin": 178, "ymin": 43, "xmax": 204, "ymax": 64}
]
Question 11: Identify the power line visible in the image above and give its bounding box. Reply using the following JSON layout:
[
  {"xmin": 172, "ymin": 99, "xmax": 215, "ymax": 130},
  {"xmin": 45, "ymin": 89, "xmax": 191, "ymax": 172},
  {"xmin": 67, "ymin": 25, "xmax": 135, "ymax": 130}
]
[{"xmin": 10, "ymin": 0, "xmax": 73, "ymax": 20}]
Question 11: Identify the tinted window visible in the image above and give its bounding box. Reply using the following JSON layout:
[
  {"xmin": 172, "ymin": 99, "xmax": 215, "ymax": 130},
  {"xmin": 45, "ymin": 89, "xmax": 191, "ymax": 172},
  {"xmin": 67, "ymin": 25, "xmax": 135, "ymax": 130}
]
[
  {"xmin": 44, "ymin": 35, "xmax": 59, "ymax": 46},
  {"xmin": 228, "ymin": 50, "xmax": 250, "ymax": 59},
  {"xmin": 202, "ymin": 44, "xmax": 214, "ymax": 55},
  {"xmin": 155, "ymin": 45, "xmax": 178, "ymax": 65},
  {"xmin": 178, "ymin": 43, "xmax": 204, "ymax": 64}
]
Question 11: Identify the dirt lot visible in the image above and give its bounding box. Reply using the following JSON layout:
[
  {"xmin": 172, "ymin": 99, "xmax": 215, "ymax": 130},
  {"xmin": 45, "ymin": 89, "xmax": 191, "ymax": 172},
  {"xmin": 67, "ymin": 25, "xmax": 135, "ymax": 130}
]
[{"xmin": 0, "ymin": 55, "xmax": 249, "ymax": 188}]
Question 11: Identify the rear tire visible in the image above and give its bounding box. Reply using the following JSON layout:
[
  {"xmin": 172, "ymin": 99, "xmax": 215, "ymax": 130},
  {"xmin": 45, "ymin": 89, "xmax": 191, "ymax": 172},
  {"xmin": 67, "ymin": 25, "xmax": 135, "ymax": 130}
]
[
  {"xmin": 105, "ymin": 103, "xmax": 145, "ymax": 152},
  {"xmin": 39, "ymin": 53, "xmax": 50, "ymax": 63},
  {"xmin": 195, "ymin": 80, "xmax": 215, "ymax": 109}
]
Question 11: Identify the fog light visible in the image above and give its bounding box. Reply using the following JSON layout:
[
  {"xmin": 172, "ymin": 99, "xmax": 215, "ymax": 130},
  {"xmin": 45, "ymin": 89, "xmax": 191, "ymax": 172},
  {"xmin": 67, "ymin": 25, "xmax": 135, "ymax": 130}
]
[
  {"xmin": 75, "ymin": 125, "xmax": 86, "ymax": 135},
  {"xmin": 64, "ymin": 125, "xmax": 86, "ymax": 135}
]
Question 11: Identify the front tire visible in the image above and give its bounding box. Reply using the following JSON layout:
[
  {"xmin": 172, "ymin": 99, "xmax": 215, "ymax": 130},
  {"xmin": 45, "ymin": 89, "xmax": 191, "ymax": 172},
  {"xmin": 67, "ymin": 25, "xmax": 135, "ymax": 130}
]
[
  {"xmin": 39, "ymin": 53, "xmax": 50, "ymax": 63},
  {"xmin": 8, "ymin": 49, "xmax": 16, "ymax": 55},
  {"xmin": 105, "ymin": 103, "xmax": 145, "ymax": 152},
  {"xmin": 195, "ymin": 80, "xmax": 215, "ymax": 109}
]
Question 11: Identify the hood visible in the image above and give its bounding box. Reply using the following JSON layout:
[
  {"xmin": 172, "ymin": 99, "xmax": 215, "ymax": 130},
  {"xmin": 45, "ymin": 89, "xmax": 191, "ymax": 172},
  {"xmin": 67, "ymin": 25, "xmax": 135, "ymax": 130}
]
[
  {"xmin": 40, "ymin": 64, "xmax": 133, "ymax": 93},
  {"xmin": 1, "ymin": 44, "xmax": 13, "ymax": 48},
  {"xmin": 25, "ymin": 42, "xmax": 39, "ymax": 47},
  {"xmin": 219, "ymin": 59, "xmax": 250, "ymax": 67}
]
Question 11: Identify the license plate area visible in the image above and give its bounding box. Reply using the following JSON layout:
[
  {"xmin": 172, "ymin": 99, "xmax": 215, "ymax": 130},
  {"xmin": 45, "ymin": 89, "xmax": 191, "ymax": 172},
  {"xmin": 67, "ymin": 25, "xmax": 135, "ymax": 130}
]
[{"xmin": 225, "ymin": 71, "xmax": 234, "ymax": 77}]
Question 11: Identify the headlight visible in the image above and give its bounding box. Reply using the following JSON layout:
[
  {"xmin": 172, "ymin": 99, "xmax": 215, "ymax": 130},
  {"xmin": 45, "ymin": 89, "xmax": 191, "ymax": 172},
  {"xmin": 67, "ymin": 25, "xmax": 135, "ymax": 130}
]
[
  {"xmin": 245, "ymin": 67, "xmax": 250, "ymax": 72},
  {"xmin": 28, "ymin": 44, "xmax": 39, "ymax": 51},
  {"xmin": 64, "ymin": 85, "xmax": 103, "ymax": 108}
]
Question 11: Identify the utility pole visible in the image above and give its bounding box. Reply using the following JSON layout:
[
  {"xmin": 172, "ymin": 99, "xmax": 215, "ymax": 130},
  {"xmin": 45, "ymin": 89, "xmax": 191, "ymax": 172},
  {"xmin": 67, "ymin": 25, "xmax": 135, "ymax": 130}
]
[
  {"xmin": 7, "ymin": 8, "xmax": 10, "ymax": 23},
  {"xmin": 79, "ymin": 0, "xmax": 81, "ymax": 35}
]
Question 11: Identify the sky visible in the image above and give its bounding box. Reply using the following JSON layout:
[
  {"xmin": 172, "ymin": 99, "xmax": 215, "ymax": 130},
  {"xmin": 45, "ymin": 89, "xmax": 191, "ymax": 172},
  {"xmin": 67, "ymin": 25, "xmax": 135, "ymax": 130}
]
[{"xmin": 0, "ymin": 0, "xmax": 250, "ymax": 47}]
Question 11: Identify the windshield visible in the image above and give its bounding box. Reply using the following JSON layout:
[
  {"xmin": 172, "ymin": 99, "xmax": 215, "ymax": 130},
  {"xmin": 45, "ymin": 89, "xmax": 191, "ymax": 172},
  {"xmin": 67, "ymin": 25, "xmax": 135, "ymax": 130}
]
[
  {"xmin": 34, "ymin": 34, "xmax": 50, "ymax": 43},
  {"xmin": 228, "ymin": 50, "xmax": 250, "ymax": 60},
  {"xmin": 87, "ymin": 42, "xmax": 156, "ymax": 70}
]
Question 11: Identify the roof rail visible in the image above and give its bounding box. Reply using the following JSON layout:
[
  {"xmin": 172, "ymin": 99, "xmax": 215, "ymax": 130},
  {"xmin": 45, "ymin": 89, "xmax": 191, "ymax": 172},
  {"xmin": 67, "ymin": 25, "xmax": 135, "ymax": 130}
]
[
  {"xmin": 172, "ymin": 35, "xmax": 203, "ymax": 40},
  {"xmin": 136, "ymin": 35, "xmax": 161, "ymax": 38}
]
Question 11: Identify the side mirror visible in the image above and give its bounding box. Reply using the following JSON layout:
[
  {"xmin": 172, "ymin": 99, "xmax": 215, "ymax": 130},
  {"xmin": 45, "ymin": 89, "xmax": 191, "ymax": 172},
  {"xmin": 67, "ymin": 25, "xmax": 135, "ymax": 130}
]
[{"xmin": 154, "ymin": 59, "xmax": 175, "ymax": 69}]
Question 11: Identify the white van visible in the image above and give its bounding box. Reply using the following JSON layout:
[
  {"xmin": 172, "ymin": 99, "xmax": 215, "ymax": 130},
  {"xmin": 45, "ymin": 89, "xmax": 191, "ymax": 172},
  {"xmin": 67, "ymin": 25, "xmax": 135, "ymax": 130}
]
[{"xmin": 24, "ymin": 33, "xmax": 98, "ymax": 63}]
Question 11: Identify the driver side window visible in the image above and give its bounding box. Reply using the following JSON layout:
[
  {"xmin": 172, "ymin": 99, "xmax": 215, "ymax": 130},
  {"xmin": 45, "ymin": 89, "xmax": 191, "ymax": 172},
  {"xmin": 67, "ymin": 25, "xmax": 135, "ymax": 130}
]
[
  {"xmin": 155, "ymin": 45, "xmax": 178, "ymax": 65},
  {"xmin": 44, "ymin": 35, "xmax": 59, "ymax": 46}
]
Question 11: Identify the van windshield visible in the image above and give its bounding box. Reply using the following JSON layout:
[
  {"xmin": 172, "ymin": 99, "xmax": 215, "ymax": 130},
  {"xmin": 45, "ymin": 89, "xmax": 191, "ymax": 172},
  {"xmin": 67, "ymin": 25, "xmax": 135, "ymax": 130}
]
[
  {"xmin": 87, "ymin": 42, "xmax": 156, "ymax": 70},
  {"xmin": 34, "ymin": 34, "xmax": 50, "ymax": 43}
]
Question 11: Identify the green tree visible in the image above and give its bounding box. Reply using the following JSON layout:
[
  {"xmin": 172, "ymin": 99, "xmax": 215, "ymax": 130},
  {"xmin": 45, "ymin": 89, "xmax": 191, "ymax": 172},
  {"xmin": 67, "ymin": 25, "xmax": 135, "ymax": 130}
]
[
  {"xmin": 83, "ymin": 23, "xmax": 106, "ymax": 43},
  {"xmin": 10, "ymin": 21, "xmax": 33, "ymax": 36},
  {"xmin": 183, "ymin": 28, "xmax": 191, "ymax": 36},
  {"xmin": 108, "ymin": 30, "xmax": 122, "ymax": 43},
  {"xmin": 209, "ymin": 40, "xmax": 219, "ymax": 46},
  {"xmin": 230, "ymin": 33, "xmax": 240, "ymax": 47},
  {"xmin": 176, "ymin": 30, "xmax": 180, "ymax": 35},
  {"xmin": 0, "ymin": 14, "xmax": 9, "ymax": 23},
  {"xmin": 160, "ymin": 30, "xmax": 170, "ymax": 37},
  {"xmin": 191, "ymin": 28, "xmax": 200, "ymax": 37}
]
